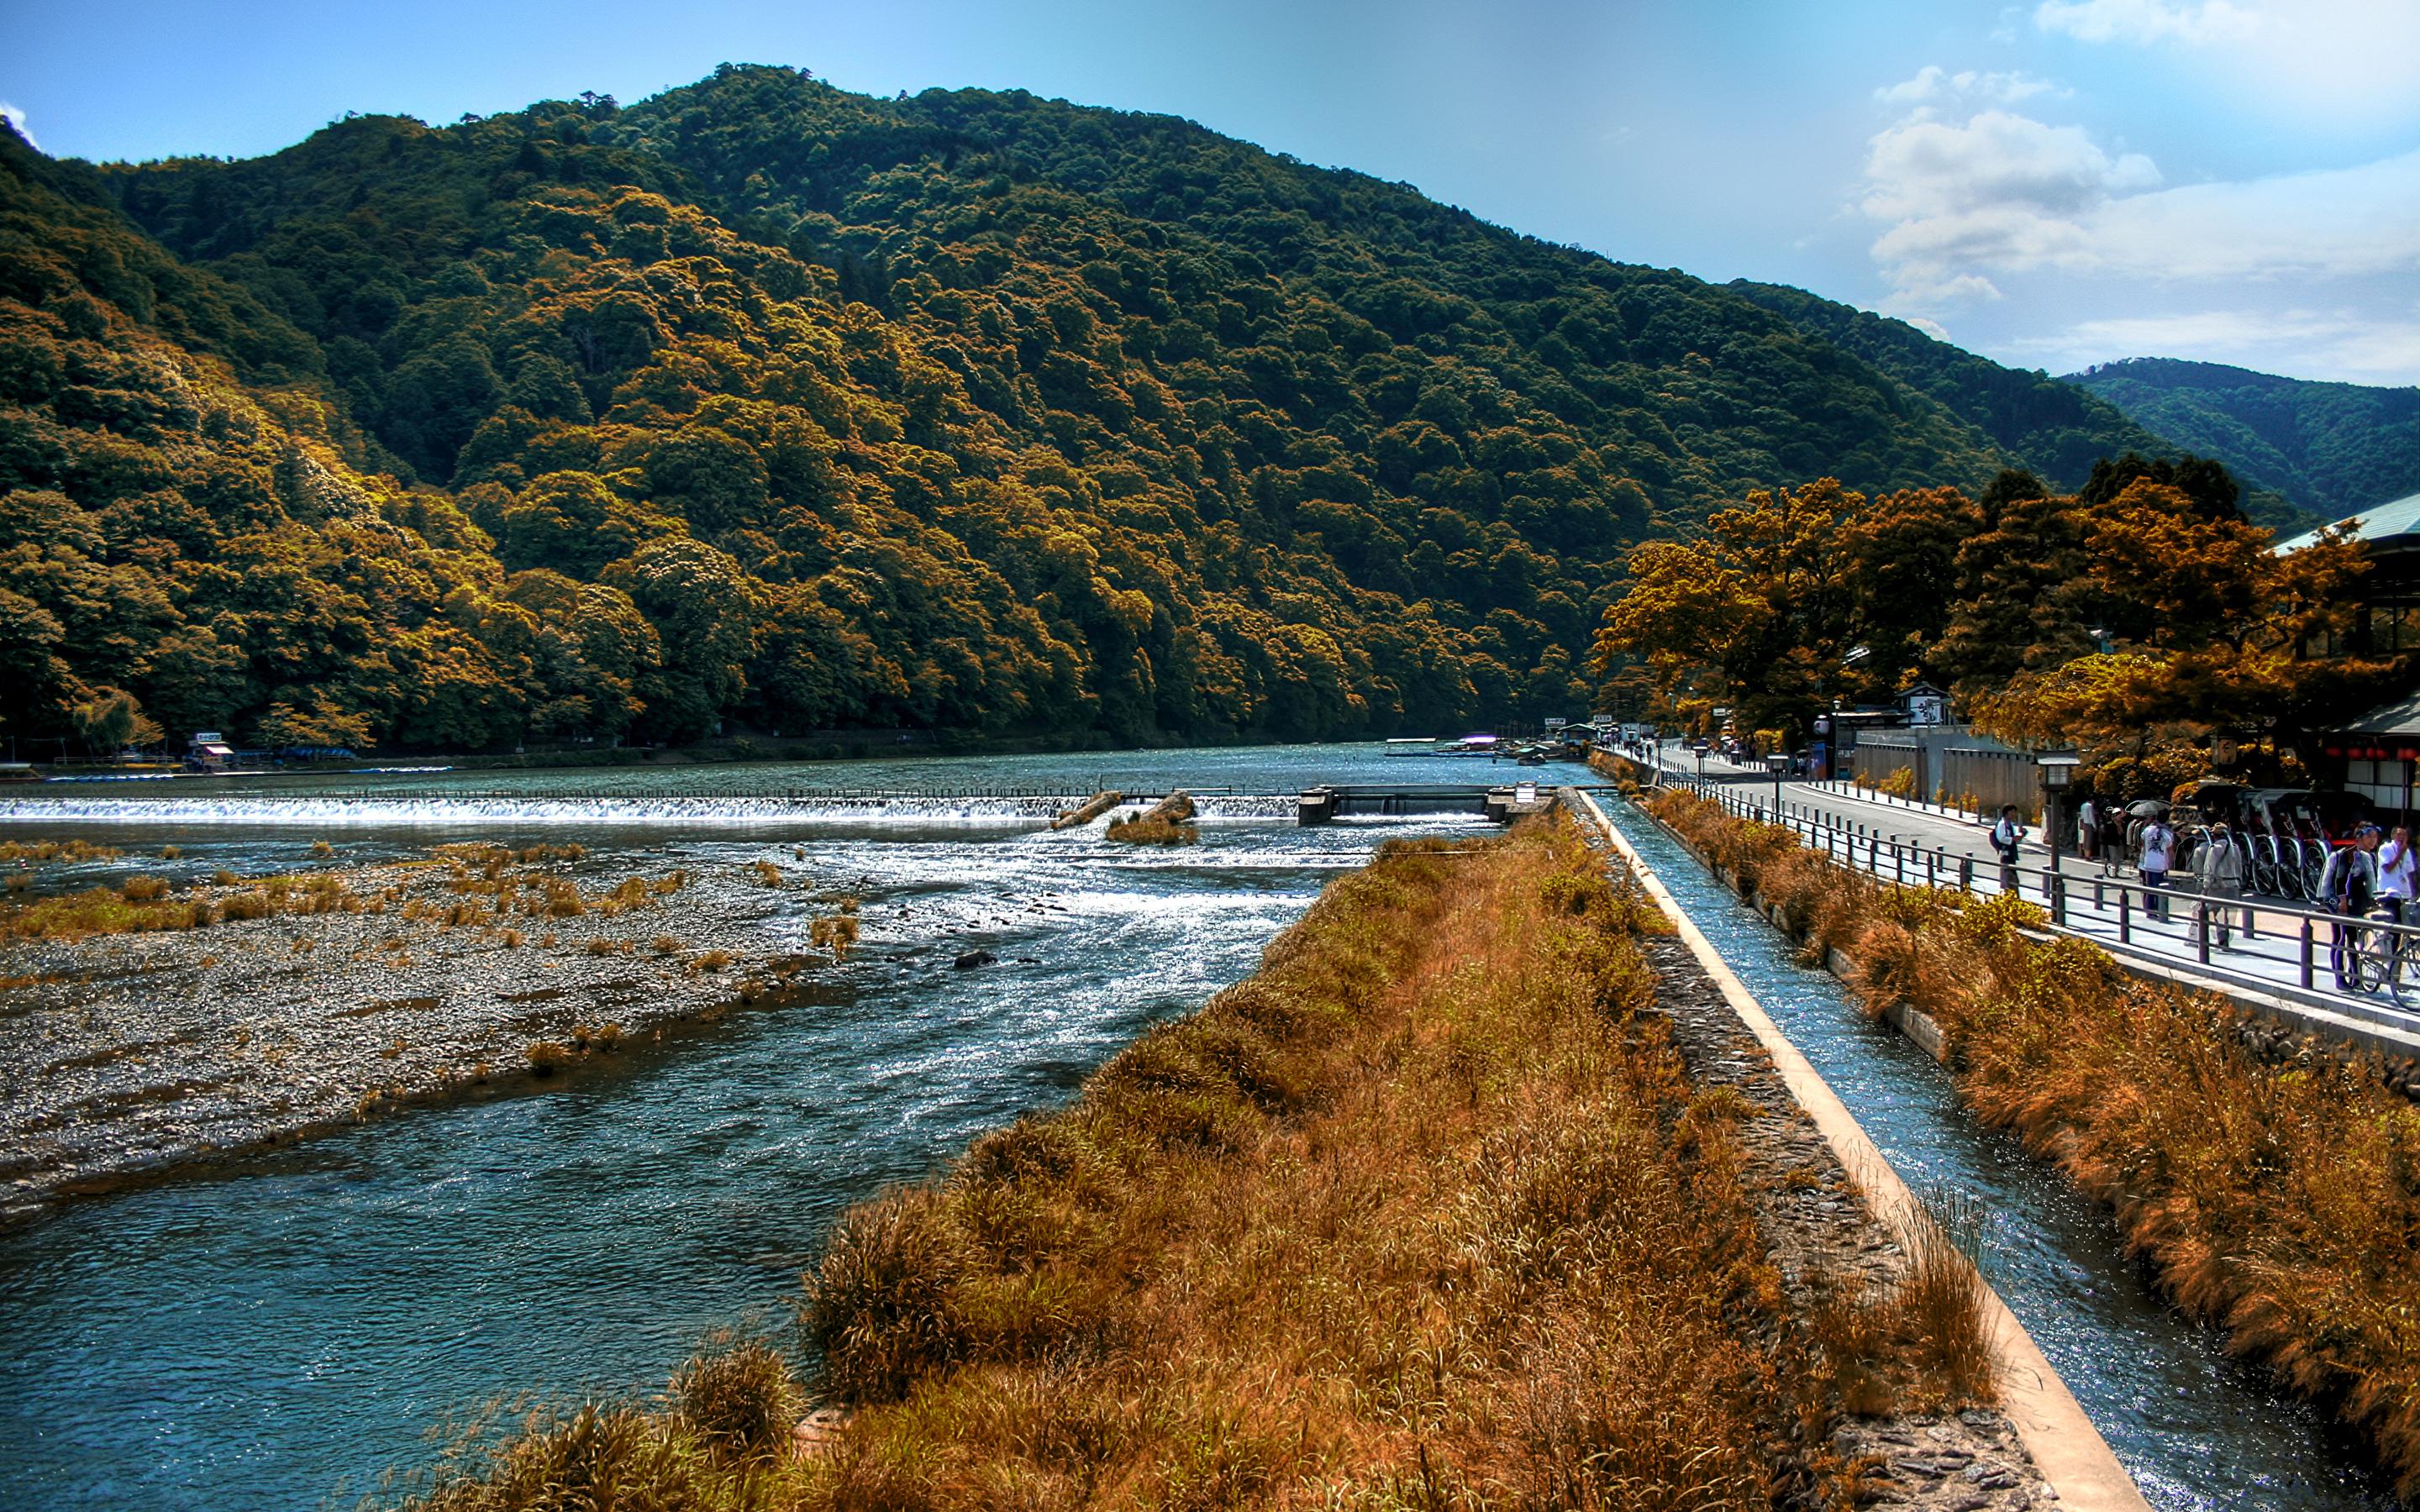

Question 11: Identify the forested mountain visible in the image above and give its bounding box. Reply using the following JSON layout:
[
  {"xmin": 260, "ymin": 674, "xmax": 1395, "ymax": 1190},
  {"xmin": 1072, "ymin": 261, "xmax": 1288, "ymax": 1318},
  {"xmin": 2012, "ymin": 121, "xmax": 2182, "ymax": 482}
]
[
  {"xmin": 2065, "ymin": 357, "xmax": 2420, "ymax": 528},
  {"xmin": 1718, "ymin": 281, "xmax": 2244, "ymax": 518},
  {"xmin": 0, "ymin": 64, "xmax": 2200, "ymax": 753}
]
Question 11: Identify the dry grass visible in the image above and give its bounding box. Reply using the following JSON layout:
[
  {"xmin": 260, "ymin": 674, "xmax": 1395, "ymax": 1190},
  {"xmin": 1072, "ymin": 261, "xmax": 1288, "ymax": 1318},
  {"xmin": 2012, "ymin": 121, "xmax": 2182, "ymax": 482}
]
[
  {"xmin": 391, "ymin": 816, "xmax": 1961, "ymax": 1511},
  {"xmin": 1650, "ymin": 786, "xmax": 2420, "ymax": 1495},
  {"xmin": 0, "ymin": 838, "xmax": 122, "ymax": 864},
  {"xmin": 0, "ymin": 885, "xmax": 213, "ymax": 939}
]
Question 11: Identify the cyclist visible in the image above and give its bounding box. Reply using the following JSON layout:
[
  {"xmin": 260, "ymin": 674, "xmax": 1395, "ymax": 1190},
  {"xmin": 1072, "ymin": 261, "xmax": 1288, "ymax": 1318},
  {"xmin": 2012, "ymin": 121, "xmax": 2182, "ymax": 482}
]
[{"xmin": 2318, "ymin": 827, "xmax": 2382, "ymax": 990}]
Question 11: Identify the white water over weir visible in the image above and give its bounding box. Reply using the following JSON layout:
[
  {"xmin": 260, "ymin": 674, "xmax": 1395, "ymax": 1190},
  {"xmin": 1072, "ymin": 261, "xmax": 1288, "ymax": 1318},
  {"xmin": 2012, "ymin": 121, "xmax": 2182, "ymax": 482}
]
[{"xmin": 0, "ymin": 790, "xmax": 1317, "ymax": 827}]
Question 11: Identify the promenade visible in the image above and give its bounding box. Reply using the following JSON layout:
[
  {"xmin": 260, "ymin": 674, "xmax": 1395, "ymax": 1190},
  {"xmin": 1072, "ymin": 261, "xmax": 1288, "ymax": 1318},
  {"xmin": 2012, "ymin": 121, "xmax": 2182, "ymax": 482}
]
[{"xmin": 1633, "ymin": 741, "xmax": 2420, "ymax": 1056}]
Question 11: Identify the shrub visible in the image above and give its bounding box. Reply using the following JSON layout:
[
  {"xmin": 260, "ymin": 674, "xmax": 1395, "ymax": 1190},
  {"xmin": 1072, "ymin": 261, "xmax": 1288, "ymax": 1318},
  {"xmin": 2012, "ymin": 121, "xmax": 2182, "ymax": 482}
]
[{"xmin": 671, "ymin": 1337, "xmax": 797, "ymax": 1457}]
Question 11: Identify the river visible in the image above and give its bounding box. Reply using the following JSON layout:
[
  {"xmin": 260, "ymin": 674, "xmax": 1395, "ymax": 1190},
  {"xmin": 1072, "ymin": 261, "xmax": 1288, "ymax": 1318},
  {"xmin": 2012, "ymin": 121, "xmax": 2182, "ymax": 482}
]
[{"xmin": 0, "ymin": 743, "xmax": 1499, "ymax": 1511}]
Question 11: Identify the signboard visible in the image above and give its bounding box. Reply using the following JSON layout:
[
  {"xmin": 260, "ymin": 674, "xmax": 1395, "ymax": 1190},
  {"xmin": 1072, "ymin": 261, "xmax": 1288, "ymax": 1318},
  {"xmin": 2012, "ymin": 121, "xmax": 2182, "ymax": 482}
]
[
  {"xmin": 1544, "ymin": 717, "xmax": 1566, "ymax": 730},
  {"xmin": 1905, "ymin": 695, "xmax": 1946, "ymax": 727}
]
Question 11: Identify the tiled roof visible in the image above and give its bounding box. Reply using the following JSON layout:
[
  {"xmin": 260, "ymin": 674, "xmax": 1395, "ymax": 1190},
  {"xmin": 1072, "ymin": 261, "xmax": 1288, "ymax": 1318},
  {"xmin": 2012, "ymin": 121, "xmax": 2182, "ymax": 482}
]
[
  {"xmin": 2279, "ymin": 490, "xmax": 2420, "ymax": 554},
  {"xmin": 2342, "ymin": 689, "xmax": 2420, "ymax": 738}
]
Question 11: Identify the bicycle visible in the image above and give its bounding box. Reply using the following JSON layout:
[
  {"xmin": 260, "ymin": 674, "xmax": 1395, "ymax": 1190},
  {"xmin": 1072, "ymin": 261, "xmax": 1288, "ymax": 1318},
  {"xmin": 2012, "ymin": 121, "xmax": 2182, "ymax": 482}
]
[{"xmin": 2349, "ymin": 910, "xmax": 2416, "ymax": 1008}]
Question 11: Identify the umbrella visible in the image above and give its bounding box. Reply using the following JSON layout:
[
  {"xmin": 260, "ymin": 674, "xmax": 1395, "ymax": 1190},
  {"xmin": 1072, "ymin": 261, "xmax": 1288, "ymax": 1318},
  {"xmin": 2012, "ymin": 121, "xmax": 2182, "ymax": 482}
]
[{"xmin": 2126, "ymin": 798, "xmax": 2171, "ymax": 817}]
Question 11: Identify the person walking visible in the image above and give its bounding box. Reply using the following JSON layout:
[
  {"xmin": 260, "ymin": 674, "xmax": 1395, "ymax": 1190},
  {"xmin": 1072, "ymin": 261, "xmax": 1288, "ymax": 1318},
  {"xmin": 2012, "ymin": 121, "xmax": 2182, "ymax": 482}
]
[
  {"xmin": 2076, "ymin": 795, "xmax": 2100, "ymax": 865},
  {"xmin": 2195, "ymin": 822, "xmax": 2247, "ymax": 948},
  {"xmin": 2139, "ymin": 812, "xmax": 2176, "ymax": 921},
  {"xmin": 2318, "ymin": 826, "xmax": 2382, "ymax": 990},
  {"xmin": 2380, "ymin": 824, "xmax": 2416, "ymax": 927},
  {"xmin": 1991, "ymin": 805, "xmax": 2025, "ymax": 894}
]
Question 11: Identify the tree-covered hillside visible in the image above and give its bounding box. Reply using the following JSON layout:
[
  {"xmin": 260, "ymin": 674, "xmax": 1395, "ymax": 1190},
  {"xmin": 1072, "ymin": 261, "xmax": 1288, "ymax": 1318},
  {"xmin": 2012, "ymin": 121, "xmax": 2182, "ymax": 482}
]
[
  {"xmin": 1720, "ymin": 281, "xmax": 2219, "ymax": 512},
  {"xmin": 0, "ymin": 64, "xmax": 2197, "ymax": 754},
  {"xmin": 2065, "ymin": 357, "xmax": 2420, "ymax": 528}
]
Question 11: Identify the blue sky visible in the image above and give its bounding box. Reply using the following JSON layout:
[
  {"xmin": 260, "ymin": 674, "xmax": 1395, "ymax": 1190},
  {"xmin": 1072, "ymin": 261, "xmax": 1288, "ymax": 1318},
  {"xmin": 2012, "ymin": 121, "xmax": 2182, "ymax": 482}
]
[{"xmin": 4, "ymin": 0, "xmax": 2416, "ymax": 384}]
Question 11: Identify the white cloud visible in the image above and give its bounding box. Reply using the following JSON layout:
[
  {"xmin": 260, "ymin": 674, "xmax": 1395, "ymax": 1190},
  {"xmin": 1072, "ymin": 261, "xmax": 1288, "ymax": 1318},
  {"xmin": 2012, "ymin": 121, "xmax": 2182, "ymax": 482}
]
[
  {"xmin": 1865, "ymin": 123, "xmax": 2420, "ymax": 304},
  {"xmin": 2087, "ymin": 152, "xmax": 2420, "ymax": 281},
  {"xmin": 1861, "ymin": 109, "xmax": 2159, "ymax": 301},
  {"xmin": 1904, "ymin": 314, "xmax": 1954, "ymax": 342},
  {"xmin": 1873, "ymin": 66, "xmax": 2063, "ymax": 108},
  {"xmin": 0, "ymin": 102, "xmax": 35, "ymax": 151},
  {"xmin": 2012, "ymin": 305, "xmax": 2420, "ymax": 384},
  {"xmin": 2033, "ymin": 0, "xmax": 2265, "ymax": 45}
]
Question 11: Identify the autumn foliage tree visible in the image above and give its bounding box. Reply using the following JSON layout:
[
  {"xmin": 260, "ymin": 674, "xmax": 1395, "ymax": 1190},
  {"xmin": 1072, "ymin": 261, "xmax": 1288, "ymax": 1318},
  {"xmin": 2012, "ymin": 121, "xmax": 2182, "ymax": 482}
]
[{"xmin": 1596, "ymin": 467, "xmax": 2406, "ymax": 790}]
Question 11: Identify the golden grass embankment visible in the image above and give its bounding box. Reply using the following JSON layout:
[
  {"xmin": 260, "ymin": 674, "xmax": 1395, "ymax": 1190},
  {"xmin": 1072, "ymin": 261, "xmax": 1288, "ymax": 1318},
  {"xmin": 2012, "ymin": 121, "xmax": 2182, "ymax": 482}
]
[
  {"xmin": 1648, "ymin": 785, "xmax": 2420, "ymax": 1499},
  {"xmin": 392, "ymin": 814, "xmax": 1991, "ymax": 1511}
]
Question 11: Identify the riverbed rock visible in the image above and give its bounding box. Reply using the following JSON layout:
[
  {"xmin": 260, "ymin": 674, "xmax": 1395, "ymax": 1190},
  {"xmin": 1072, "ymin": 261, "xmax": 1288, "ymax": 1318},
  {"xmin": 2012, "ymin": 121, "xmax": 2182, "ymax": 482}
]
[{"xmin": 954, "ymin": 948, "xmax": 997, "ymax": 970}]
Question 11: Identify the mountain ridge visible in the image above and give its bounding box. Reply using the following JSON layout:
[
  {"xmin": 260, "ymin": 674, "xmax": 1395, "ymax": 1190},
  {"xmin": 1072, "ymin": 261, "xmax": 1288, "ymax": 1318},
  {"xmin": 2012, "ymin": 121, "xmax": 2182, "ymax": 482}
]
[
  {"xmin": 2063, "ymin": 355, "xmax": 2420, "ymax": 527},
  {"xmin": 0, "ymin": 64, "xmax": 2237, "ymax": 753}
]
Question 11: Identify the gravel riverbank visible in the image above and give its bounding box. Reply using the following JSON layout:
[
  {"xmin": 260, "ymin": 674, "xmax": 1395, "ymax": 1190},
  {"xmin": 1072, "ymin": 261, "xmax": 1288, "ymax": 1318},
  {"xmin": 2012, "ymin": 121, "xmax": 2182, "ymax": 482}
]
[{"xmin": 2, "ymin": 845, "xmax": 859, "ymax": 1221}]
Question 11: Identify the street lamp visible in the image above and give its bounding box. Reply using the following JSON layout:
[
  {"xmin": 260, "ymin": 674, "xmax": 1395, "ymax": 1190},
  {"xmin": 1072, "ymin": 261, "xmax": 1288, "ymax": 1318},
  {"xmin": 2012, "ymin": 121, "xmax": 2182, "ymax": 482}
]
[
  {"xmin": 2036, "ymin": 751, "xmax": 2081, "ymax": 866},
  {"xmin": 1765, "ymin": 751, "xmax": 1790, "ymax": 820}
]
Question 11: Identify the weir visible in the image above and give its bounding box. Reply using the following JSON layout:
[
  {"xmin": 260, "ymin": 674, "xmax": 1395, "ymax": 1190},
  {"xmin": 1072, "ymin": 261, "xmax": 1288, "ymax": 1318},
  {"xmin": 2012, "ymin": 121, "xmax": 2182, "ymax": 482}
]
[{"xmin": 1292, "ymin": 781, "xmax": 1564, "ymax": 826}]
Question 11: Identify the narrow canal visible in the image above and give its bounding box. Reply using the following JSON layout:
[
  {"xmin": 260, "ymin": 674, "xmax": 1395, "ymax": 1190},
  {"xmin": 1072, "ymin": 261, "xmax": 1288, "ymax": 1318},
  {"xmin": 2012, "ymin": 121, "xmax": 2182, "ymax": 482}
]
[{"xmin": 1602, "ymin": 801, "xmax": 2395, "ymax": 1510}]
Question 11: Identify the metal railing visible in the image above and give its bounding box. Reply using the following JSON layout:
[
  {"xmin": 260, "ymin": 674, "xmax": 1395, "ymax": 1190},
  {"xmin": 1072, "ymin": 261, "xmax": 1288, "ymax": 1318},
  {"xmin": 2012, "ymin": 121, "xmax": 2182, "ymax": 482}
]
[{"xmin": 1656, "ymin": 771, "xmax": 2420, "ymax": 1013}]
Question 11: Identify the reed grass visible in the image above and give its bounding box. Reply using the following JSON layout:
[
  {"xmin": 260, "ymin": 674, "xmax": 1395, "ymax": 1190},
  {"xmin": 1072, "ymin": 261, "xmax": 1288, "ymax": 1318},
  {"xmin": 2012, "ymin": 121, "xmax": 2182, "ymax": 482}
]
[
  {"xmin": 0, "ymin": 838, "xmax": 121, "ymax": 864},
  {"xmin": 1649, "ymin": 785, "xmax": 2420, "ymax": 1496},
  {"xmin": 391, "ymin": 815, "xmax": 1970, "ymax": 1511}
]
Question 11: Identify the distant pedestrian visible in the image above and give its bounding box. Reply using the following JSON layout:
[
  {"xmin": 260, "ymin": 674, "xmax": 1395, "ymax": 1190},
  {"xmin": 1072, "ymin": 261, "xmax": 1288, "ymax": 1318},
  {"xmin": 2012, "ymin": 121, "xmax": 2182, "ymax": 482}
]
[
  {"xmin": 2138, "ymin": 813, "xmax": 2176, "ymax": 921},
  {"xmin": 1991, "ymin": 804, "xmax": 2025, "ymax": 892},
  {"xmin": 2319, "ymin": 826, "xmax": 2382, "ymax": 990},
  {"xmin": 2075, "ymin": 797, "xmax": 2100, "ymax": 864},
  {"xmin": 2195, "ymin": 822, "xmax": 2247, "ymax": 948},
  {"xmin": 2380, "ymin": 824, "xmax": 2416, "ymax": 927}
]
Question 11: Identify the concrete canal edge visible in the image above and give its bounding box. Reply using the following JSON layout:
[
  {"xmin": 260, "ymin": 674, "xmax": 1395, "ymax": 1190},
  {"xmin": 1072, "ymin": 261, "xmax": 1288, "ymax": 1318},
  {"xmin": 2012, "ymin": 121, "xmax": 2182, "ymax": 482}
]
[{"xmin": 1565, "ymin": 790, "xmax": 2152, "ymax": 1512}]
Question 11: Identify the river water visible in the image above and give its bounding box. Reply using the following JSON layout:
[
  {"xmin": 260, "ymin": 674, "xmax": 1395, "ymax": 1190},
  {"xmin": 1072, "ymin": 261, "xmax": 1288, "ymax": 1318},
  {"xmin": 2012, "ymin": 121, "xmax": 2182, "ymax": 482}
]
[
  {"xmin": 0, "ymin": 748, "xmax": 2390, "ymax": 1509},
  {"xmin": 0, "ymin": 743, "xmax": 1502, "ymax": 1511},
  {"xmin": 1599, "ymin": 802, "xmax": 2395, "ymax": 1511}
]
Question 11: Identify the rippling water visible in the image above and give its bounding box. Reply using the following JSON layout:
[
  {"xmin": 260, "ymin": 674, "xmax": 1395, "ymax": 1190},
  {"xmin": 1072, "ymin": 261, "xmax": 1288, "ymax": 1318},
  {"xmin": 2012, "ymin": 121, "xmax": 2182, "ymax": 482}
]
[
  {"xmin": 0, "ymin": 744, "xmax": 1507, "ymax": 1511},
  {"xmin": 1601, "ymin": 803, "xmax": 2395, "ymax": 1511}
]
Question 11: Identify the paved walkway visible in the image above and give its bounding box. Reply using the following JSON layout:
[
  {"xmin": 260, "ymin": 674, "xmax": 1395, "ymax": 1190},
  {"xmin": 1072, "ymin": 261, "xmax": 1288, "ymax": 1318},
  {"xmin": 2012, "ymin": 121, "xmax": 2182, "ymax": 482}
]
[{"xmin": 1628, "ymin": 743, "xmax": 2420, "ymax": 1047}]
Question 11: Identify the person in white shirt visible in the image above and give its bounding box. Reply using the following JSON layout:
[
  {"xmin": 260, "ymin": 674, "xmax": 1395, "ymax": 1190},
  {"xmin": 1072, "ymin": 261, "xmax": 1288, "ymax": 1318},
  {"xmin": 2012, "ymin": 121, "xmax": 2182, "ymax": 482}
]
[
  {"xmin": 2075, "ymin": 797, "xmax": 2100, "ymax": 864},
  {"xmin": 2195, "ymin": 822, "xmax": 2247, "ymax": 947},
  {"xmin": 1990, "ymin": 805, "xmax": 2025, "ymax": 894},
  {"xmin": 2380, "ymin": 824, "xmax": 2416, "ymax": 927},
  {"xmin": 2138, "ymin": 814, "xmax": 2176, "ymax": 921}
]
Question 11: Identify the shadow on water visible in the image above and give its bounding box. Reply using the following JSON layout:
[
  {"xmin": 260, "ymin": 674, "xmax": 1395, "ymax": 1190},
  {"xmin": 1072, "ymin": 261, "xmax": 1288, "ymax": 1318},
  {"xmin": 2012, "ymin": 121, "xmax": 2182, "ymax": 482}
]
[{"xmin": 1603, "ymin": 803, "xmax": 2396, "ymax": 1511}]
